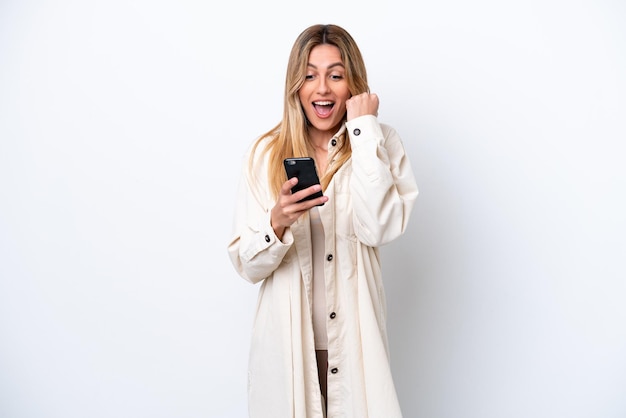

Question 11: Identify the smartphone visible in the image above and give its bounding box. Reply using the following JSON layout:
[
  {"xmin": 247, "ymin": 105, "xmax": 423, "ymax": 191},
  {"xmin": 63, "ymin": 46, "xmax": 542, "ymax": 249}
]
[{"xmin": 283, "ymin": 157, "xmax": 324, "ymax": 205}]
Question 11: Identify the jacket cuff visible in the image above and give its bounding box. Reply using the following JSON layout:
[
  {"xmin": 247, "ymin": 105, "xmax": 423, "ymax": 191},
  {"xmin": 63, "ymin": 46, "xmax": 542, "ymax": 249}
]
[
  {"xmin": 346, "ymin": 115, "xmax": 384, "ymax": 148},
  {"xmin": 241, "ymin": 211, "xmax": 293, "ymax": 263}
]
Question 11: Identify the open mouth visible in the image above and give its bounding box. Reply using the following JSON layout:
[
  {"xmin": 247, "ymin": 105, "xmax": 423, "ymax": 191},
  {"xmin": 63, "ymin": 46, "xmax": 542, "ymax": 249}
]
[{"xmin": 313, "ymin": 101, "xmax": 334, "ymax": 118}]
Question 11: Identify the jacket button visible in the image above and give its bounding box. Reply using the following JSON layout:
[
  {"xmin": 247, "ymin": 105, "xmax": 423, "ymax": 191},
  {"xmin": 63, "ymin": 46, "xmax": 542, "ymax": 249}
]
[
  {"xmin": 264, "ymin": 235, "xmax": 270, "ymax": 243},
  {"xmin": 326, "ymin": 254, "xmax": 333, "ymax": 262},
  {"xmin": 353, "ymin": 128, "xmax": 361, "ymax": 136},
  {"xmin": 331, "ymin": 368, "xmax": 338, "ymax": 374},
  {"xmin": 331, "ymin": 139, "xmax": 337, "ymax": 146},
  {"xmin": 330, "ymin": 312, "xmax": 336, "ymax": 319}
]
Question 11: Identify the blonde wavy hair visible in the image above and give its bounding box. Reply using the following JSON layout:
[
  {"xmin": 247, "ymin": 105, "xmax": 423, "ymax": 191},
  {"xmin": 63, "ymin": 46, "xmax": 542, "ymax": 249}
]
[{"xmin": 249, "ymin": 24, "xmax": 370, "ymax": 199}]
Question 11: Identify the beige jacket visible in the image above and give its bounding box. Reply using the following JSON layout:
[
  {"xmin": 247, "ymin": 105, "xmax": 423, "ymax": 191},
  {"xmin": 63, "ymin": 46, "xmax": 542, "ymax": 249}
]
[{"xmin": 228, "ymin": 115, "xmax": 418, "ymax": 418}]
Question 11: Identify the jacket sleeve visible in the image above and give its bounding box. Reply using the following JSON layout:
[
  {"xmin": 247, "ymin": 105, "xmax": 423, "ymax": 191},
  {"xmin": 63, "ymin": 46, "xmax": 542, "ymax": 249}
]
[
  {"xmin": 346, "ymin": 115, "xmax": 418, "ymax": 247},
  {"xmin": 227, "ymin": 151, "xmax": 294, "ymax": 284}
]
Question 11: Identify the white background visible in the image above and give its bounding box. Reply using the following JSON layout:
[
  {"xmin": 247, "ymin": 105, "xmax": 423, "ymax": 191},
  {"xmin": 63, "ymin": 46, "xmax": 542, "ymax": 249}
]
[{"xmin": 1, "ymin": 1, "xmax": 625, "ymax": 417}]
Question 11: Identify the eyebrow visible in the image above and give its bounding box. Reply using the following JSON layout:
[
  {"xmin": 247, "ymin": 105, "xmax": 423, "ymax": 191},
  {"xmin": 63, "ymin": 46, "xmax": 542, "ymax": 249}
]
[{"xmin": 307, "ymin": 62, "xmax": 345, "ymax": 70}]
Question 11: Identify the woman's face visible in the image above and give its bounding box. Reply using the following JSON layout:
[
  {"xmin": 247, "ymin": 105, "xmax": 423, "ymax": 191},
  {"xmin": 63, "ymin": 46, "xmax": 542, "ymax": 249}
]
[{"xmin": 298, "ymin": 44, "xmax": 351, "ymax": 137}]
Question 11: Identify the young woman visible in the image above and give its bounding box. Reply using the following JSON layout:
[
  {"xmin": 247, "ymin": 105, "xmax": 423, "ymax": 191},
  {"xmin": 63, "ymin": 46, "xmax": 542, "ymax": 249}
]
[{"xmin": 228, "ymin": 23, "xmax": 418, "ymax": 418}]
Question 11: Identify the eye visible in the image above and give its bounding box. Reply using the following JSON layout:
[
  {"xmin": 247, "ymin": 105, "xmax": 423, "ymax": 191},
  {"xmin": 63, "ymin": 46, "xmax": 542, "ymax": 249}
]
[
  {"xmin": 305, "ymin": 74, "xmax": 315, "ymax": 80},
  {"xmin": 330, "ymin": 73, "xmax": 344, "ymax": 81}
]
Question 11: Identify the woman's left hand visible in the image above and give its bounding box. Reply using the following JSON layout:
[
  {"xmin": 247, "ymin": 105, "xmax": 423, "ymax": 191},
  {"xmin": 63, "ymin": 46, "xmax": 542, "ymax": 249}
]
[{"xmin": 346, "ymin": 92, "xmax": 379, "ymax": 121}]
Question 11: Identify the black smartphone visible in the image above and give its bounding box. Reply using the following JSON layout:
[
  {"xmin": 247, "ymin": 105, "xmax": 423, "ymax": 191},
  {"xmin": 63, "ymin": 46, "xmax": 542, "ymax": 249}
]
[{"xmin": 283, "ymin": 157, "xmax": 324, "ymax": 205}]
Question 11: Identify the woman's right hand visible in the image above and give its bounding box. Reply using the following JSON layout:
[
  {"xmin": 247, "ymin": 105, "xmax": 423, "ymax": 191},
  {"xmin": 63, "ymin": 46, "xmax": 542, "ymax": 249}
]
[{"xmin": 271, "ymin": 177, "xmax": 328, "ymax": 240}]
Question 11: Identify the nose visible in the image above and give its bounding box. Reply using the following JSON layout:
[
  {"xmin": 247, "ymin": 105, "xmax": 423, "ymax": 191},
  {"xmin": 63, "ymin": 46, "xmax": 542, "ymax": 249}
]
[{"xmin": 317, "ymin": 77, "xmax": 330, "ymax": 94}]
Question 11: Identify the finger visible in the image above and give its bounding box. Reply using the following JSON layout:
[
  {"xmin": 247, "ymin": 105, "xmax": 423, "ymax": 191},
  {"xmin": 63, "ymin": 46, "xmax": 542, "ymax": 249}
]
[
  {"xmin": 284, "ymin": 177, "xmax": 298, "ymax": 191},
  {"xmin": 291, "ymin": 195, "xmax": 328, "ymax": 212},
  {"xmin": 280, "ymin": 177, "xmax": 298, "ymax": 195},
  {"xmin": 291, "ymin": 184, "xmax": 322, "ymax": 203}
]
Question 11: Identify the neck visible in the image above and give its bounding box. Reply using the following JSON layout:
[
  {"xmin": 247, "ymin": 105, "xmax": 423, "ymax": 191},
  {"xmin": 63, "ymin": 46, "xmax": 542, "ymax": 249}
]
[
  {"xmin": 308, "ymin": 132, "xmax": 331, "ymax": 152},
  {"xmin": 307, "ymin": 123, "xmax": 339, "ymax": 151},
  {"xmin": 311, "ymin": 142, "xmax": 328, "ymax": 152}
]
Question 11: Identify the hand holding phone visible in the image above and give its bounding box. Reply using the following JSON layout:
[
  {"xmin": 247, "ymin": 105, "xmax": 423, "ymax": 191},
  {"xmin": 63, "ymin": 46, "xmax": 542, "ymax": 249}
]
[{"xmin": 283, "ymin": 157, "xmax": 324, "ymax": 206}]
